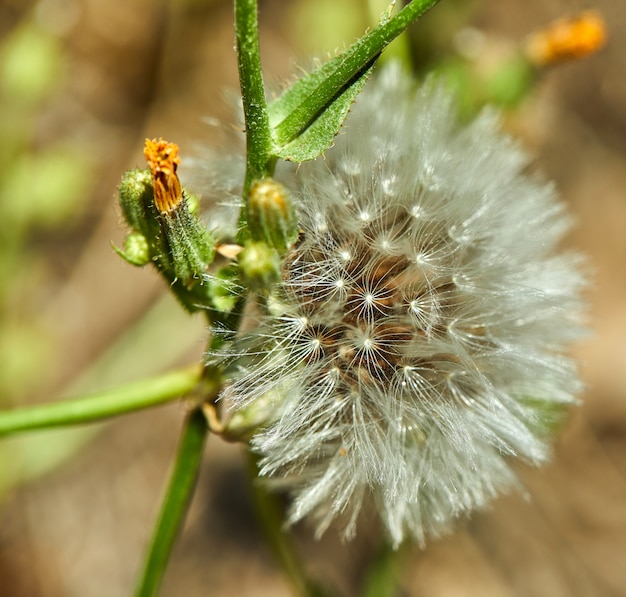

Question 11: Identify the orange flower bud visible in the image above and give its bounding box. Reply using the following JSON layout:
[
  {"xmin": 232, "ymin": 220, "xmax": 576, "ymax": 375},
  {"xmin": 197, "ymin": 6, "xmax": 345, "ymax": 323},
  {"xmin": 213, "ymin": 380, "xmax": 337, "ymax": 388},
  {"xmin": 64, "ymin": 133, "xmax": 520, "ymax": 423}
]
[
  {"xmin": 525, "ymin": 11, "xmax": 606, "ymax": 67},
  {"xmin": 144, "ymin": 138, "xmax": 183, "ymax": 213}
]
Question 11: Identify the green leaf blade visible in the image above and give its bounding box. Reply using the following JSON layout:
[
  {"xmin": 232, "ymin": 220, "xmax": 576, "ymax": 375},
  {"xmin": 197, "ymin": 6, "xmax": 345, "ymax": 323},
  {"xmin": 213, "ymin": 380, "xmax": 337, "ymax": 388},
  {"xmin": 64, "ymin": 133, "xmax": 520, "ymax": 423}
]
[
  {"xmin": 268, "ymin": 0, "xmax": 440, "ymax": 161},
  {"xmin": 273, "ymin": 67, "xmax": 372, "ymax": 162}
]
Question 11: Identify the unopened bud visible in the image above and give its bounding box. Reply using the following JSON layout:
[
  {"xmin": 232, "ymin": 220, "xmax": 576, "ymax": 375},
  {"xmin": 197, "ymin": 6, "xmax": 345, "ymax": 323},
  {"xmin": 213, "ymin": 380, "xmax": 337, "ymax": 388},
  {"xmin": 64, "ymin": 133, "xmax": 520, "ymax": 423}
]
[
  {"xmin": 114, "ymin": 232, "xmax": 150, "ymax": 266},
  {"xmin": 238, "ymin": 241, "xmax": 281, "ymax": 290},
  {"xmin": 208, "ymin": 265, "xmax": 241, "ymax": 314},
  {"xmin": 117, "ymin": 139, "xmax": 217, "ymax": 312},
  {"xmin": 247, "ymin": 178, "xmax": 298, "ymax": 254},
  {"xmin": 143, "ymin": 138, "xmax": 215, "ymax": 283},
  {"xmin": 118, "ymin": 168, "xmax": 155, "ymax": 237},
  {"xmin": 485, "ymin": 54, "xmax": 534, "ymax": 107}
]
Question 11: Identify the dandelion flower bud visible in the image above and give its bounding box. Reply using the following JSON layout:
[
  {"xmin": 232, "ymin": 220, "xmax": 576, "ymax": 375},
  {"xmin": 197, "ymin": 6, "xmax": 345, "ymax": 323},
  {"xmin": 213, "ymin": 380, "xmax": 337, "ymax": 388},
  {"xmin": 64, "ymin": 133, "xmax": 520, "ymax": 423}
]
[
  {"xmin": 237, "ymin": 241, "xmax": 281, "ymax": 290},
  {"xmin": 247, "ymin": 178, "xmax": 299, "ymax": 254},
  {"xmin": 216, "ymin": 64, "xmax": 585, "ymax": 547}
]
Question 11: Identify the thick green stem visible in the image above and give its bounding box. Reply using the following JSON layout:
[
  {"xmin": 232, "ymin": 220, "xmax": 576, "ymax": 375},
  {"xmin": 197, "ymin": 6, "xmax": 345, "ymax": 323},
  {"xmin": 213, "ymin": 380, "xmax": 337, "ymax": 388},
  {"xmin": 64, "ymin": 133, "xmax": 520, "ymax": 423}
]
[
  {"xmin": 366, "ymin": 0, "xmax": 413, "ymax": 68},
  {"xmin": 234, "ymin": 0, "xmax": 274, "ymax": 194},
  {"xmin": 135, "ymin": 407, "xmax": 209, "ymax": 597},
  {"xmin": 0, "ymin": 364, "xmax": 205, "ymax": 437}
]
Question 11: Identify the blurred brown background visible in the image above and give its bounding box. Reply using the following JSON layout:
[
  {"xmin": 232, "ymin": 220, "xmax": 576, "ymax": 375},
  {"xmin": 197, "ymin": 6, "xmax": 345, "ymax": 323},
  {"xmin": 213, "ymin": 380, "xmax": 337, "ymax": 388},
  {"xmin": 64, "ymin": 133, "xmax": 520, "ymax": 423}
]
[{"xmin": 0, "ymin": 0, "xmax": 625, "ymax": 595}]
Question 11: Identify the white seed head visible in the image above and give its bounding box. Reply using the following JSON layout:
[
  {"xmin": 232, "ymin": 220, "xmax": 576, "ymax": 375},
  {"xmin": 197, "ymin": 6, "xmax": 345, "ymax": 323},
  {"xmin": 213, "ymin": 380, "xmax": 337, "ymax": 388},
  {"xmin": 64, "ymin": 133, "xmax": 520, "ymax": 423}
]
[{"xmin": 214, "ymin": 64, "xmax": 585, "ymax": 547}]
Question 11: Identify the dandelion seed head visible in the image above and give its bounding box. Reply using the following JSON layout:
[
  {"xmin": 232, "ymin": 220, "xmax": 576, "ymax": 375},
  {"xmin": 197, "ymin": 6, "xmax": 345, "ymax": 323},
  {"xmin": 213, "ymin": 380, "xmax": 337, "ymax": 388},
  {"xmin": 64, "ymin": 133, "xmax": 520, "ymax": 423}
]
[{"xmin": 214, "ymin": 64, "xmax": 585, "ymax": 547}]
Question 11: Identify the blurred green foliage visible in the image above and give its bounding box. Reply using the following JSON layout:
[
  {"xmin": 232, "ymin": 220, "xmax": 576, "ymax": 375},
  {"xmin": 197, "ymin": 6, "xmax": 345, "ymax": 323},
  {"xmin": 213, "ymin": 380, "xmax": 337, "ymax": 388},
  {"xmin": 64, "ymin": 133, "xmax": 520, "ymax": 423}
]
[
  {"xmin": 0, "ymin": 16, "xmax": 94, "ymax": 498},
  {"xmin": 0, "ymin": 19, "xmax": 92, "ymax": 397}
]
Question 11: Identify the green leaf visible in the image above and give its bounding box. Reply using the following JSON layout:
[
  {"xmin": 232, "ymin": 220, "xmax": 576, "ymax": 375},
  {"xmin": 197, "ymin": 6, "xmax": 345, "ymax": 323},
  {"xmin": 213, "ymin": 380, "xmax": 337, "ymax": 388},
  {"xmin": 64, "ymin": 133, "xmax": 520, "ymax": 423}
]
[
  {"xmin": 272, "ymin": 67, "xmax": 371, "ymax": 162},
  {"xmin": 268, "ymin": 0, "xmax": 440, "ymax": 161}
]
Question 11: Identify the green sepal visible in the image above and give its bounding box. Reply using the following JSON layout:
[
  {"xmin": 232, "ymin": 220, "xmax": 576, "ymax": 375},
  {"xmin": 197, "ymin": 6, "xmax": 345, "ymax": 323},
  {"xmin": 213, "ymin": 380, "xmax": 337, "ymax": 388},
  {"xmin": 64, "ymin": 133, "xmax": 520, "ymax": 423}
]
[{"xmin": 159, "ymin": 200, "xmax": 215, "ymax": 284}]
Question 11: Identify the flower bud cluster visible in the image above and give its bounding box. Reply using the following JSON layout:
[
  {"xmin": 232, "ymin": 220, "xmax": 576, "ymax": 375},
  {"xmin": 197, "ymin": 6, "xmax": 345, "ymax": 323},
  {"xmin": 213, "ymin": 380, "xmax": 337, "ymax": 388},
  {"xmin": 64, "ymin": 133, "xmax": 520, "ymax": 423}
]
[
  {"xmin": 236, "ymin": 178, "xmax": 298, "ymax": 291},
  {"xmin": 213, "ymin": 65, "xmax": 585, "ymax": 547}
]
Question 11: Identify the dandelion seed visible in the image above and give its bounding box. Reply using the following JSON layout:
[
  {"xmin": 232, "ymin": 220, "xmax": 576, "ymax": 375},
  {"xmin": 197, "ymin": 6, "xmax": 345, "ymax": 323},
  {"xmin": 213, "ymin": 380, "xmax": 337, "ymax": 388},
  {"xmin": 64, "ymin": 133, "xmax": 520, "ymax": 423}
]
[{"xmin": 215, "ymin": 64, "xmax": 585, "ymax": 547}]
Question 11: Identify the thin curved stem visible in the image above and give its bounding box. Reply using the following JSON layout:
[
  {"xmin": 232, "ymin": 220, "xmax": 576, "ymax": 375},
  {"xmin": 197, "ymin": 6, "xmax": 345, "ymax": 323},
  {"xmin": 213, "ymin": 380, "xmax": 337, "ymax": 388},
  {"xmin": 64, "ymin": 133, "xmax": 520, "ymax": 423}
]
[
  {"xmin": 135, "ymin": 407, "xmax": 209, "ymax": 597},
  {"xmin": 0, "ymin": 364, "xmax": 205, "ymax": 437},
  {"xmin": 247, "ymin": 451, "xmax": 332, "ymax": 597}
]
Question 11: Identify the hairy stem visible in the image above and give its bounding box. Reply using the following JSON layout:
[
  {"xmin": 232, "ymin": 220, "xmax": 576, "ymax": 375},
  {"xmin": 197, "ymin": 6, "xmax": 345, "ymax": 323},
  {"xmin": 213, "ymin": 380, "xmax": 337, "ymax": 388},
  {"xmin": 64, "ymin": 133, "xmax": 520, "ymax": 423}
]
[{"xmin": 234, "ymin": 0, "xmax": 274, "ymax": 195}]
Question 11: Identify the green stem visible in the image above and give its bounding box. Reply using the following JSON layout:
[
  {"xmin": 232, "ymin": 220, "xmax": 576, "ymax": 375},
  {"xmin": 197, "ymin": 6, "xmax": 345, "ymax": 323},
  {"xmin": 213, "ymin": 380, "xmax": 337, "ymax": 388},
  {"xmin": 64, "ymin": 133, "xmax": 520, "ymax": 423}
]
[
  {"xmin": 365, "ymin": 0, "xmax": 413, "ymax": 68},
  {"xmin": 247, "ymin": 451, "xmax": 331, "ymax": 597},
  {"xmin": 234, "ymin": 0, "xmax": 274, "ymax": 194},
  {"xmin": 0, "ymin": 364, "xmax": 204, "ymax": 437},
  {"xmin": 135, "ymin": 407, "xmax": 209, "ymax": 597},
  {"xmin": 361, "ymin": 541, "xmax": 407, "ymax": 597}
]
